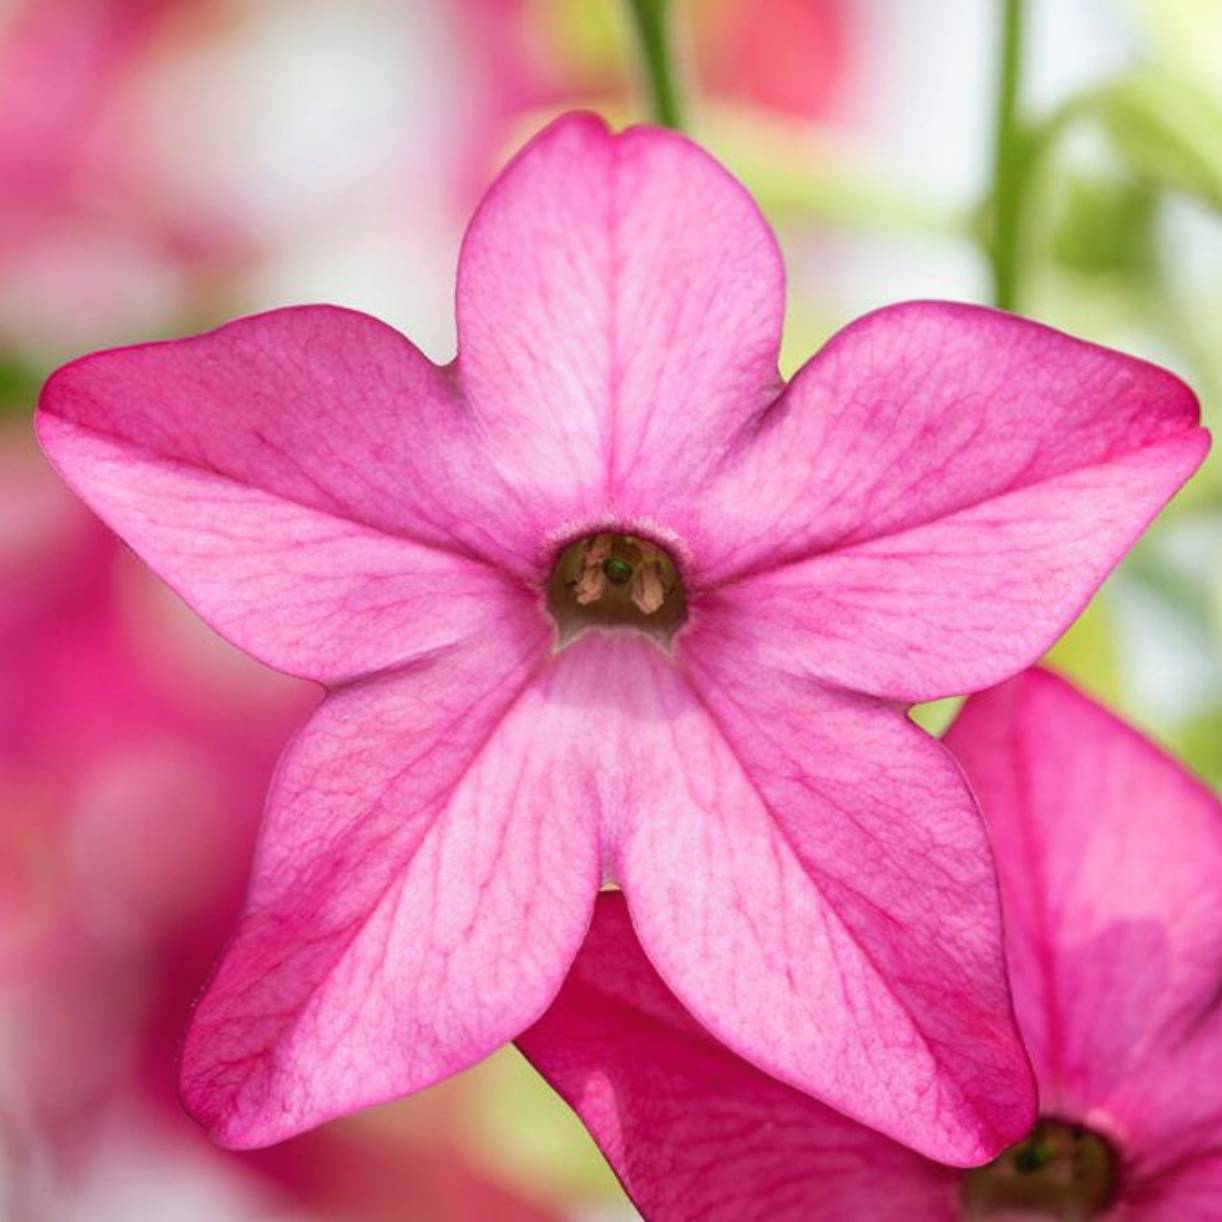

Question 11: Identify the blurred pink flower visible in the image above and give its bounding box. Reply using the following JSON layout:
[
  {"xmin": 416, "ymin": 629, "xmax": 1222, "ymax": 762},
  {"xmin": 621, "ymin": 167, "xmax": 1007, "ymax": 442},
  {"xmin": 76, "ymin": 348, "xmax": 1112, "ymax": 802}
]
[
  {"xmin": 0, "ymin": 0, "xmax": 248, "ymax": 359},
  {"xmin": 688, "ymin": 0, "xmax": 850, "ymax": 119},
  {"xmin": 1, "ymin": 427, "xmax": 555, "ymax": 1221},
  {"xmin": 0, "ymin": 420, "xmax": 313, "ymax": 1153},
  {"xmin": 455, "ymin": 0, "xmax": 849, "ymax": 122},
  {"xmin": 245, "ymin": 1125, "xmax": 561, "ymax": 1222},
  {"xmin": 451, "ymin": 0, "xmax": 850, "ymax": 197},
  {"xmin": 37, "ymin": 113, "xmax": 1206, "ymax": 1159},
  {"xmin": 520, "ymin": 669, "xmax": 1222, "ymax": 1221}
]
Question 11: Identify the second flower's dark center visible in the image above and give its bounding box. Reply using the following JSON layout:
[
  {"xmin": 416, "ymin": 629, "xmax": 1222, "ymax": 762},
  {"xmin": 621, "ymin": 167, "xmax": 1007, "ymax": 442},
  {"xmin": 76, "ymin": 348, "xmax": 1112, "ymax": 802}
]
[
  {"xmin": 961, "ymin": 1118, "xmax": 1119, "ymax": 1220},
  {"xmin": 547, "ymin": 532, "xmax": 685, "ymax": 647}
]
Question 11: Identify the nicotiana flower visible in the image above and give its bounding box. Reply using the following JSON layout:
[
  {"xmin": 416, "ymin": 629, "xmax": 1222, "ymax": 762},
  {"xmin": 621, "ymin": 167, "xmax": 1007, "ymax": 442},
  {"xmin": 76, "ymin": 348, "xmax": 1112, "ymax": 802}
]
[
  {"xmin": 36, "ymin": 112, "xmax": 1207, "ymax": 1157},
  {"xmin": 519, "ymin": 669, "xmax": 1222, "ymax": 1221}
]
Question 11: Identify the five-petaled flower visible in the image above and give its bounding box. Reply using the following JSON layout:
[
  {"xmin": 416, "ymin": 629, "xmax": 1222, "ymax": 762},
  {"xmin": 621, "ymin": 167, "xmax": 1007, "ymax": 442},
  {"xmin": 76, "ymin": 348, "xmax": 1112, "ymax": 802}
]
[
  {"xmin": 36, "ymin": 112, "xmax": 1207, "ymax": 1157},
  {"xmin": 520, "ymin": 669, "xmax": 1222, "ymax": 1221}
]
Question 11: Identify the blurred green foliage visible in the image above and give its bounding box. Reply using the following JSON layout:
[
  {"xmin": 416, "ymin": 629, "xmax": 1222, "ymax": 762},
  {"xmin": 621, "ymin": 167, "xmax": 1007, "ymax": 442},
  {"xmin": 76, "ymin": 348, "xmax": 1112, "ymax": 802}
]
[
  {"xmin": 1048, "ymin": 173, "xmax": 1158, "ymax": 278},
  {"xmin": 0, "ymin": 353, "xmax": 42, "ymax": 415},
  {"xmin": 1097, "ymin": 68, "xmax": 1222, "ymax": 210}
]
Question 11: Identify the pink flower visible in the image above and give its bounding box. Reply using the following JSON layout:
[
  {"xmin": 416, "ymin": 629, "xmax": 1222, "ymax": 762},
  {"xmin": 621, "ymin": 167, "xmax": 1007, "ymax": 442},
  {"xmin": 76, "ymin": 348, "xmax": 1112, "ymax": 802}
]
[
  {"xmin": 519, "ymin": 668, "xmax": 1222, "ymax": 1221},
  {"xmin": 36, "ymin": 113, "xmax": 1207, "ymax": 1157}
]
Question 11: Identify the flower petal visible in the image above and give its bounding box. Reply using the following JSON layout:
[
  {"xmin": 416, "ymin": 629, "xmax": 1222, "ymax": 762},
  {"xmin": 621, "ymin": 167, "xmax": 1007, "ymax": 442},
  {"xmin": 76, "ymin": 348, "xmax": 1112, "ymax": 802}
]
[
  {"xmin": 180, "ymin": 604, "xmax": 599, "ymax": 1148},
  {"xmin": 519, "ymin": 894, "xmax": 958, "ymax": 1222},
  {"xmin": 944, "ymin": 669, "xmax": 1222, "ymax": 1177},
  {"xmin": 571, "ymin": 632, "xmax": 1035, "ymax": 1162},
  {"xmin": 694, "ymin": 302, "xmax": 1207, "ymax": 701},
  {"xmin": 1126, "ymin": 1155, "xmax": 1222, "ymax": 1220},
  {"xmin": 455, "ymin": 112, "xmax": 784, "ymax": 526},
  {"xmin": 36, "ymin": 305, "xmax": 534, "ymax": 683}
]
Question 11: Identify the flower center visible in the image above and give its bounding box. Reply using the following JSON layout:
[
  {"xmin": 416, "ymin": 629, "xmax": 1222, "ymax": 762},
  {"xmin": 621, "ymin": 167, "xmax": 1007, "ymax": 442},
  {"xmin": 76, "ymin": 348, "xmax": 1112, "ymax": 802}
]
[
  {"xmin": 961, "ymin": 1118, "xmax": 1119, "ymax": 1220},
  {"xmin": 546, "ymin": 532, "xmax": 686, "ymax": 647}
]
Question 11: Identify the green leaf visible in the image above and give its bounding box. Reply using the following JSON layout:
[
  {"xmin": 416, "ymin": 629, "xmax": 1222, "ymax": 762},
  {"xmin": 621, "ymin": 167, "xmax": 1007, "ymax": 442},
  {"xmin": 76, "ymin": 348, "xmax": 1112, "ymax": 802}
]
[
  {"xmin": 0, "ymin": 353, "xmax": 43, "ymax": 417},
  {"xmin": 1048, "ymin": 172, "xmax": 1158, "ymax": 278},
  {"xmin": 1097, "ymin": 68, "xmax": 1222, "ymax": 210}
]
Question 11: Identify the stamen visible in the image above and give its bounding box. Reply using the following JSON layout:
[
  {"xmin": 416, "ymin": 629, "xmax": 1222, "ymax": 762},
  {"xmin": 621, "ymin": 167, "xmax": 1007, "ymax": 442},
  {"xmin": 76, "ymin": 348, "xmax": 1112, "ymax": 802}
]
[
  {"xmin": 547, "ymin": 531, "xmax": 686, "ymax": 648},
  {"xmin": 630, "ymin": 559, "xmax": 665, "ymax": 614},
  {"xmin": 574, "ymin": 533, "xmax": 613, "ymax": 605}
]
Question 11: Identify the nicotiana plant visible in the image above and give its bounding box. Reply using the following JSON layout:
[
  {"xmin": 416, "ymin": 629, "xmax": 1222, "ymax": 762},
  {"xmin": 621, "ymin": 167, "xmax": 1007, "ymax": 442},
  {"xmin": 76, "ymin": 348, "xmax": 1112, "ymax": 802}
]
[{"xmin": 36, "ymin": 113, "xmax": 1207, "ymax": 1166}]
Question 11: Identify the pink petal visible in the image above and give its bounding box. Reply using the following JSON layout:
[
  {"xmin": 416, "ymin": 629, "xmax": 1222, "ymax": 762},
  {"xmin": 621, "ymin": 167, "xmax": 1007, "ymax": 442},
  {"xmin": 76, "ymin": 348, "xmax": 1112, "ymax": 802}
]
[
  {"xmin": 693, "ymin": 302, "xmax": 1207, "ymax": 702},
  {"xmin": 180, "ymin": 607, "xmax": 600, "ymax": 1148},
  {"xmin": 1125, "ymin": 1155, "xmax": 1222, "ymax": 1220},
  {"xmin": 945, "ymin": 669, "xmax": 1222, "ymax": 1181},
  {"xmin": 519, "ymin": 894, "xmax": 958, "ymax": 1222},
  {"xmin": 455, "ymin": 112, "xmax": 783, "ymax": 528},
  {"xmin": 574, "ymin": 631, "xmax": 1035, "ymax": 1162},
  {"xmin": 36, "ymin": 306, "xmax": 538, "ymax": 683}
]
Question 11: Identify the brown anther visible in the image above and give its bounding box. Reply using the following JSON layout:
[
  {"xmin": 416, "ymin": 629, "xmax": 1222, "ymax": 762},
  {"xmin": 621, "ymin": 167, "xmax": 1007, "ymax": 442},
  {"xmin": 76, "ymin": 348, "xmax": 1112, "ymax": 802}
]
[
  {"xmin": 573, "ymin": 534, "xmax": 613, "ymax": 605},
  {"xmin": 630, "ymin": 559, "xmax": 666, "ymax": 614}
]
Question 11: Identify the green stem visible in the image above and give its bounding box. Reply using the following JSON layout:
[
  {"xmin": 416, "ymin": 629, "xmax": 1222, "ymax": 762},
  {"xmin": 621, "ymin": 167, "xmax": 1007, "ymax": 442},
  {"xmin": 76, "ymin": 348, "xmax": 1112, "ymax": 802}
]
[
  {"xmin": 989, "ymin": 0, "xmax": 1028, "ymax": 310},
  {"xmin": 624, "ymin": 0, "xmax": 683, "ymax": 129}
]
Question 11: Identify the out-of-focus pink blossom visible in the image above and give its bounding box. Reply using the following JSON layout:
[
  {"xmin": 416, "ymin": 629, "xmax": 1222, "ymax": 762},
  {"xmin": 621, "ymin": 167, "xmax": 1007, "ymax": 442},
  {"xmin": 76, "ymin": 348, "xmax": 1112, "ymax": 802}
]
[
  {"xmin": 690, "ymin": 0, "xmax": 849, "ymax": 119},
  {"xmin": 0, "ymin": 426, "xmax": 556, "ymax": 1220},
  {"xmin": 453, "ymin": 0, "xmax": 848, "ymax": 121},
  {"xmin": 0, "ymin": 420, "xmax": 312, "ymax": 1151},
  {"xmin": 449, "ymin": 0, "xmax": 851, "ymax": 197},
  {"xmin": 520, "ymin": 669, "xmax": 1222, "ymax": 1221},
  {"xmin": 36, "ymin": 113, "xmax": 1205, "ymax": 1161},
  {"xmin": 246, "ymin": 1124, "xmax": 562, "ymax": 1222},
  {"xmin": 0, "ymin": 0, "xmax": 249, "ymax": 359}
]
